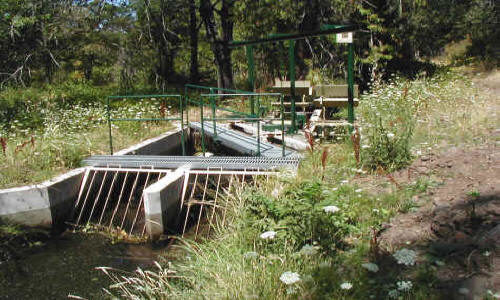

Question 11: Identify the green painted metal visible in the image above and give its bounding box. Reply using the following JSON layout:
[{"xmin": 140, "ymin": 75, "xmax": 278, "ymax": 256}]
[
  {"xmin": 185, "ymin": 84, "xmax": 255, "ymax": 95},
  {"xmin": 246, "ymin": 45, "xmax": 255, "ymax": 115},
  {"xmin": 196, "ymin": 92, "xmax": 286, "ymax": 157},
  {"xmin": 229, "ymin": 24, "xmax": 358, "ymax": 47},
  {"xmin": 347, "ymin": 43, "xmax": 355, "ymax": 132},
  {"xmin": 256, "ymin": 95, "xmax": 261, "ymax": 156},
  {"xmin": 280, "ymin": 94, "xmax": 286, "ymax": 157},
  {"xmin": 288, "ymin": 40, "xmax": 296, "ymax": 133},
  {"xmin": 106, "ymin": 94, "xmax": 185, "ymax": 155},
  {"xmin": 210, "ymin": 88, "xmax": 217, "ymax": 137},
  {"xmin": 106, "ymin": 97, "xmax": 113, "ymax": 155},
  {"xmin": 108, "ymin": 94, "xmax": 182, "ymax": 99},
  {"xmin": 200, "ymin": 97, "xmax": 206, "ymax": 156}
]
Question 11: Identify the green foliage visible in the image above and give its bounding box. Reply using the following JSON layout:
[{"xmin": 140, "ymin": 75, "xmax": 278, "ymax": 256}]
[
  {"xmin": 244, "ymin": 180, "xmax": 355, "ymax": 253},
  {"xmin": 359, "ymin": 77, "xmax": 415, "ymax": 171}
]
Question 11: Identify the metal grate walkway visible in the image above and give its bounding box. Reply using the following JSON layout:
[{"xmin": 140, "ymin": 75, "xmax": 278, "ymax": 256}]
[
  {"xmin": 82, "ymin": 155, "xmax": 300, "ymax": 170},
  {"xmin": 189, "ymin": 121, "xmax": 297, "ymax": 158}
]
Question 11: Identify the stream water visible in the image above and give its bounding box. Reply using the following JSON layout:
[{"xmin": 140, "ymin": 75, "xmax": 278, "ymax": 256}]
[{"xmin": 0, "ymin": 232, "xmax": 167, "ymax": 299}]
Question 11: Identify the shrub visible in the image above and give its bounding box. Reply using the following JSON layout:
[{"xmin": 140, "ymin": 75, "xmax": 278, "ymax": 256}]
[
  {"xmin": 244, "ymin": 180, "xmax": 355, "ymax": 254},
  {"xmin": 359, "ymin": 78, "xmax": 415, "ymax": 171}
]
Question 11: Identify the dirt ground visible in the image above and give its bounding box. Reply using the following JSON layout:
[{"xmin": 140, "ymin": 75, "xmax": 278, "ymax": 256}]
[{"xmin": 360, "ymin": 70, "xmax": 500, "ymax": 299}]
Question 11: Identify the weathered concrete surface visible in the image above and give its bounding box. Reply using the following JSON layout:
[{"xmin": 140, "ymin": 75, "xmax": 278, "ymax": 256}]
[
  {"xmin": 115, "ymin": 127, "xmax": 188, "ymax": 156},
  {"xmin": 0, "ymin": 168, "xmax": 85, "ymax": 228},
  {"xmin": 143, "ymin": 167, "xmax": 188, "ymax": 239},
  {"xmin": 0, "ymin": 127, "xmax": 188, "ymax": 229}
]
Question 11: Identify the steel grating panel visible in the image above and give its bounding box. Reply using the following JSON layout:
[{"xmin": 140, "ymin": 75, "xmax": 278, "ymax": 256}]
[
  {"xmin": 82, "ymin": 155, "xmax": 301, "ymax": 170},
  {"xmin": 189, "ymin": 121, "xmax": 296, "ymax": 158}
]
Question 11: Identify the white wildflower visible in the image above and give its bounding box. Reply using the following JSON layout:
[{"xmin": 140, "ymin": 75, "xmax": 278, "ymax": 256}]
[
  {"xmin": 332, "ymin": 187, "xmax": 338, "ymax": 191},
  {"xmin": 341, "ymin": 180, "xmax": 349, "ymax": 185},
  {"xmin": 300, "ymin": 244, "xmax": 318, "ymax": 256},
  {"xmin": 355, "ymin": 188, "xmax": 363, "ymax": 193},
  {"xmin": 279, "ymin": 271, "xmax": 301, "ymax": 285},
  {"xmin": 340, "ymin": 282, "xmax": 353, "ymax": 290},
  {"xmin": 323, "ymin": 205, "xmax": 340, "ymax": 214},
  {"xmin": 387, "ymin": 132, "xmax": 395, "ymax": 138},
  {"xmin": 361, "ymin": 262, "xmax": 379, "ymax": 273},
  {"xmin": 243, "ymin": 251, "xmax": 259, "ymax": 259},
  {"xmin": 393, "ymin": 248, "xmax": 417, "ymax": 266},
  {"xmin": 397, "ymin": 280, "xmax": 413, "ymax": 292},
  {"xmin": 260, "ymin": 231, "xmax": 277, "ymax": 240},
  {"xmin": 362, "ymin": 144, "xmax": 370, "ymax": 149}
]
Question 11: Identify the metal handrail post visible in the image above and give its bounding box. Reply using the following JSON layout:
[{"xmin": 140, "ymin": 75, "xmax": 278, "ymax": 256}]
[
  {"xmin": 200, "ymin": 95, "xmax": 206, "ymax": 156},
  {"xmin": 256, "ymin": 95, "xmax": 260, "ymax": 156},
  {"xmin": 107, "ymin": 96, "xmax": 113, "ymax": 155},
  {"xmin": 210, "ymin": 89, "xmax": 217, "ymax": 137},
  {"xmin": 179, "ymin": 95, "xmax": 186, "ymax": 156},
  {"xmin": 281, "ymin": 94, "xmax": 285, "ymax": 157},
  {"xmin": 184, "ymin": 86, "xmax": 189, "ymax": 125}
]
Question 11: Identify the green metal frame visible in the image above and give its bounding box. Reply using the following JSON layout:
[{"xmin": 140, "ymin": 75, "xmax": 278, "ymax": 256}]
[
  {"xmin": 230, "ymin": 24, "xmax": 358, "ymax": 133},
  {"xmin": 199, "ymin": 92, "xmax": 286, "ymax": 157},
  {"xmin": 106, "ymin": 94, "xmax": 185, "ymax": 155}
]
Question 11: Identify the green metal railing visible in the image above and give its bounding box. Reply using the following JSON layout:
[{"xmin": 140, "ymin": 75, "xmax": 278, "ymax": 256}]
[
  {"xmin": 191, "ymin": 92, "xmax": 286, "ymax": 157},
  {"xmin": 106, "ymin": 94, "xmax": 185, "ymax": 155}
]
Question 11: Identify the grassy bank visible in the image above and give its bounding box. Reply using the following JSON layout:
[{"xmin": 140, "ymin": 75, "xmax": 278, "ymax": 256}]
[
  {"xmin": 100, "ymin": 67, "xmax": 498, "ymax": 299},
  {"xmin": 0, "ymin": 86, "xmax": 176, "ymax": 188}
]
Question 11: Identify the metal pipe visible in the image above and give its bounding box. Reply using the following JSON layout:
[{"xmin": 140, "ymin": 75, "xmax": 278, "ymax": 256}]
[{"xmin": 229, "ymin": 24, "xmax": 358, "ymax": 47}]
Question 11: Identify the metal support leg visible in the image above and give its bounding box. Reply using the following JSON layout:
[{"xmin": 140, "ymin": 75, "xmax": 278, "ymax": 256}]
[
  {"xmin": 288, "ymin": 40, "xmax": 296, "ymax": 133},
  {"xmin": 347, "ymin": 43, "xmax": 355, "ymax": 132},
  {"xmin": 246, "ymin": 45, "xmax": 255, "ymax": 115}
]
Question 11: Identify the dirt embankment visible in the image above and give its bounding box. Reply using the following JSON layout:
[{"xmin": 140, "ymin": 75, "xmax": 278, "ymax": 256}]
[{"xmin": 375, "ymin": 71, "xmax": 500, "ymax": 299}]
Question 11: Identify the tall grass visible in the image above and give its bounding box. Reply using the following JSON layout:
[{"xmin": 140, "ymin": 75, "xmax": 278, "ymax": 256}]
[
  {"xmin": 99, "ymin": 67, "xmax": 497, "ymax": 299},
  {"xmin": 0, "ymin": 88, "xmax": 175, "ymax": 188}
]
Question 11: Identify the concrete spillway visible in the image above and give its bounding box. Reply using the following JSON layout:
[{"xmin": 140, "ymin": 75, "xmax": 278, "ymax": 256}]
[{"xmin": 0, "ymin": 125, "xmax": 300, "ymax": 239}]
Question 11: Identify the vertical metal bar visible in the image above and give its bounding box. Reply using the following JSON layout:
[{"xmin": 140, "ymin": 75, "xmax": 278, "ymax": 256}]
[
  {"xmin": 246, "ymin": 45, "xmax": 255, "ymax": 115},
  {"xmin": 180, "ymin": 95, "xmax": 186, "ymax": 156},
  {"xmin": 130, "ymin": 172, "xmax": 151, "ymax": 235},
  {"xmin": 288, "ymin": 40, "xmax": 296, "ymax": 133},
  {"xmin": 87, "ymin": 171, "xmax": 108, "ymax": 223},
  {"xmin": 98, "ymin": 171, "xmax": 119, "ymax": 225},
  {"xmin": 347, "ymin": 42, "xmax": 355, "ymax": 133},
  {"xmin": 107, "ymin": 97, "xmax": 114, "ymax": 155},
  {"xmin": 109, "ymin": 171, "xmax": 129, "ymax": 229},
  {"xmin": 74, "ymin": 168, "xmax": 91, "ymax": 209},
  {"xmin": 182, "ymin": 173, "xmax": 199, "ymax": 236},
  {"xmin": 185, "ymin": 86, "xmax": 189, "ymax": 125},
  {"xmin": 76, "ymin": 170, "xmax": 97, "ymax": 225},
  {"xmin": 179, "ymin": 171, "xmax": 191, "ymax": 212},
  {"xmin": 208, "ymin": 168, "xmax": 222, "ymax": 230},
  {"xmin": 195, "ymin": 168, "xmax": 210, "ymax": 238},
  {"xmin": 87, "ymin": 171, "xmax": 109, "ymax": 224},
  {"xmin": 281, "ymin": 94, "xmax": 286, "ymax": 157},
  {"xmin": 200, "ymin": 95, "xmax": 206, "ymax": 156},
  {"xmin": 120, "ymin": 172, "xmax": 140, "ymax": 229},
  {"xmin": 222, "ymin": 174, "xmax": 234, "ymax": 226},
  {"xmin": 256, "ymin": 96, "xmax": 261, "ymax": 156},
  {"xmin": 211, "ymin": 95, "xmax": 217, "ymax": 137}
]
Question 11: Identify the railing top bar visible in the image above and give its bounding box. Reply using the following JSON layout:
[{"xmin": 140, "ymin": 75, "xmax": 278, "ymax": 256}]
[
  {"xmin": 110, "ymin": 118, "xmax": 181, "ymax": 121},
  {"xmin": 200, "ymin": 93, "xmax": 283, "ymax": 97},
  {"xmin": 184, "ymin": 84, "xmax": 255, "ymax": 94},
  {"xmin": 108, "ymin": 94, "xmax": 182, "ymax": 99}
]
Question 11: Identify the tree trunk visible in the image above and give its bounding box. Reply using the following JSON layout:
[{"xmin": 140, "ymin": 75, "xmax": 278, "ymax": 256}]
[
  {"xmin": 199, "ymin": 0, "xmax": 234, "ymax": 90},
  {"xmin": 189, "ymin": 0, "xmax": 199, "ymax": 83}
]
